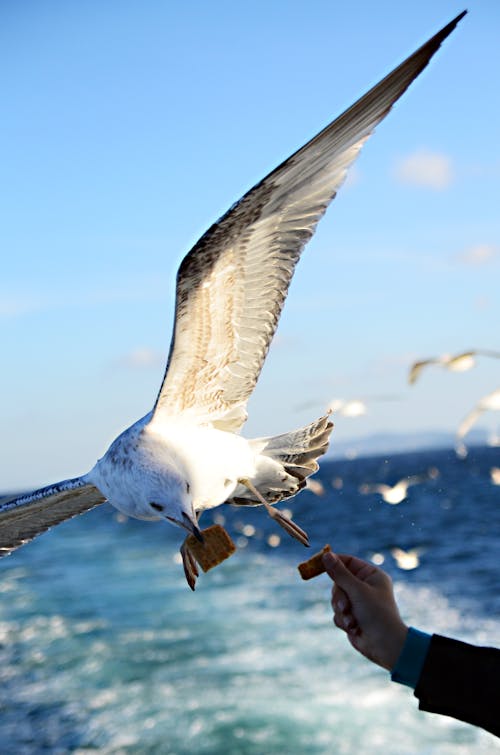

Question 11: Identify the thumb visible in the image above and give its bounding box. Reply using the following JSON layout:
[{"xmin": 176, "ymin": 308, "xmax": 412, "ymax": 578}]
[{"xmin": 322, "ymin": 552, "xmax": 362, "ymax": 597}]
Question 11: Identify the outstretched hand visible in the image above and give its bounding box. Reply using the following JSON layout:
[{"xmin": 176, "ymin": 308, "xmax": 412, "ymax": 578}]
[{"xmin": 322, "ymin": 551, "xmax": 408, "ymax": 671}]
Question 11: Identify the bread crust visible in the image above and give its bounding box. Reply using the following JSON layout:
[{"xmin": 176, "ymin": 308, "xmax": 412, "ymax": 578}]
[
  {"xmin": 185, "ymin": 524, "xmax": 236, "ymax": 572},
  {"xmin": 298, "ymin": 544, "xmax": 331, "ymax": 580}
]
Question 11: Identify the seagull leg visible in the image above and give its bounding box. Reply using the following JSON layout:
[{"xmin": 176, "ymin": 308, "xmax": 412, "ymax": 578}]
[
  {"xmin": 180, "ymin": 537, "xmax": 199, "ymax": 591},
  {"xmin": 238, "ymin": 478, "xmax": 310, "ymax": 547}
]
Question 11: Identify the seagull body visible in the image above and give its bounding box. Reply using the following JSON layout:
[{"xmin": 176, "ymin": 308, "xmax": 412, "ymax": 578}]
[{"xmin": 0, "ymin": 13, "xmax": 465, "ymax": 586}]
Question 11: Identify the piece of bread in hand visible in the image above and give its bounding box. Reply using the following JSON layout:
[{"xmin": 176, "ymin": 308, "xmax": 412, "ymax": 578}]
[
  {"xmin": 185, "ymin": 524, "xmax": 236, "ymax": 572},
  {"xmin": 298, "ymin": 544, "xmax": 331, "ymax": 580}
]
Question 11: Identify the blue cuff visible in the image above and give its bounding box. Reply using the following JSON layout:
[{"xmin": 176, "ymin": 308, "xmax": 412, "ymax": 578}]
[{"xmin": 390, "ymin": 627, "xmax": 432, "ymax": 689}]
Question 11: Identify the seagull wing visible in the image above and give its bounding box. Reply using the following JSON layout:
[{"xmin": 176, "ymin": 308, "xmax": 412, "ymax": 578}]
[
  {"xmin": 408, "ymin": 359, "xmax": 438, "ymax": 385},
  {"xmin": 153, "ymin": 13, "xmax": 465, "ymax": 432},
  {"xmin": 456, "ymin": 406, "xmax": 484, "ymax": 441},
  {"xmin": 475, "ymin": 349, "xmax": 500, "ymax": 359},
  {"xmin": 457, "ymin": 387, "xmax": 500, "ymax": 440},
  {"xmin": 0, "ymin": 478, "xmax": 106, "ymax": 556}
]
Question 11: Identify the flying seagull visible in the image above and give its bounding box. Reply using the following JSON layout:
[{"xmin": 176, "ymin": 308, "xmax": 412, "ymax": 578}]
[
  {"xmin": 0, "ymin": 12, "xmax": 465, "ymax": 588},
  {"xmin": 455, "ymin": 386, "xmax": 500, "ymax": 457},
  {"xmin": 409, "ymin": 348, "xmax": 500, "ymax": 385},
  {"xmin": 359, "ymin": 467, "xmax": 438, "ymax": 505}
]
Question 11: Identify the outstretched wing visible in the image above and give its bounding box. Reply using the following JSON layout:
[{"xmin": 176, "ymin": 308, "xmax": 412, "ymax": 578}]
[
  {"xmin": 0, "ymin": 478, "xmax": 106, "ymax": 556},
  {"xmin": 457, "ymin": 387, "xmax": 500, "ymax": 441},
  {"xmin": 408, "ymin": 359, "xmax": 437, "ymax": 385},
  {"xmin": 153, "ymin": 13, "xmax": 466, "ymax": 432}
]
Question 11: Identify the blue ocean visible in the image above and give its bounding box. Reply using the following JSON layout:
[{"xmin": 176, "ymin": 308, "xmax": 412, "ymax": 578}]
[{"xmin": 1, "ymin": 445, "xmax": 499, "ymax": 754}]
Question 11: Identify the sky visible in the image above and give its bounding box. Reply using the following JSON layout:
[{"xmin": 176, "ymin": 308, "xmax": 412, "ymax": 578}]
[{"xmin": 2, "ymin": 0, "xmax": 500, "ymax": 490}]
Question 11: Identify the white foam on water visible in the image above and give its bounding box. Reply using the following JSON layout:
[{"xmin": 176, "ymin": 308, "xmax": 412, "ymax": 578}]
[{"xmin": 0, "ymin": 547, "xmax": 498, "ymax": 753}]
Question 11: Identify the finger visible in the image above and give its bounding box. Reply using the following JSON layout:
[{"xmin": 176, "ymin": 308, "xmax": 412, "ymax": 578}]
[
  {"xmin": 337, "ymin": 554, "xmax": 379, "ymax": 580},
  {"xmin": 333, "ymin": 614, "xmax": 346, "ymax": 632},
  {"xmin": 333, "ymin": 586, "xmax": 349, "ymax": 613},
  {"xmin": 323, "ymin": 552, "xmax": 363, "ymax": 596}
]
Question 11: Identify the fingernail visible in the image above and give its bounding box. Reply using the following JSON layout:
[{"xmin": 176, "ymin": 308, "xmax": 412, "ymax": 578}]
[{"xmin": 337, "ymin": 599, "xmax": 346, "ymax": 612}]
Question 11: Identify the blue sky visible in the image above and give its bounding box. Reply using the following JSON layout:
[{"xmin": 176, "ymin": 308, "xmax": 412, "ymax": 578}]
[{"xmin": 2, "ymin": 0, "xmax": 500, "ymax": 489}]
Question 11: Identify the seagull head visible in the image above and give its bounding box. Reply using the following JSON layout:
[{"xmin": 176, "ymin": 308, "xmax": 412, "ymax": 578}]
[{"xmin": 149, "ymin": 478, "xmax": 204, "ymax": 542}]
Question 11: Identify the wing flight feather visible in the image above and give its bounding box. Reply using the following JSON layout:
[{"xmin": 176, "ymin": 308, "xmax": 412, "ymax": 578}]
[
  {"xmin": 0, "ymin": 478, "xmax": 106, "ymax": 556},
  {"xmin": 153, "ymin": 13, "xmax": 466, "ymax": 432}
]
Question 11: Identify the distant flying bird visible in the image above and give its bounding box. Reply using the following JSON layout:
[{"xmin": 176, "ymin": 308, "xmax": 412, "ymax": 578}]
[
  {"xmin": 359, "ymin": 468, "xmax": 438, "ymax": 504},
  {"xmin": 490, "ymin": 468, "xmax": 500, "ymax": 486},
  {"xmin": 359, "ymin": 477, "xmax": 420, "ymax": 504},
  {"xmin": 295, "ymin": 393, "xmax": 401, "ymax": 416},
  {"xmin": 390, "ymin": 546, "xmax": 423, "ymax": 570},
  {"xmin": 305, "ymin": 478, "xmax": 326, "ymax": 496},
  {"xmin": 0, "ymin": 13, "xmax": 465, "ymax": 589},
  {"xmin": 409, "ymin": 349, "xmax": 500, "ymax": 385},
  {"xmin": 329, "ymin": 399, "xmax": 367, "ymax": 417},
  {"xmin": 456, "ymin": 387, "xmax": 500, "ymax": 451}
]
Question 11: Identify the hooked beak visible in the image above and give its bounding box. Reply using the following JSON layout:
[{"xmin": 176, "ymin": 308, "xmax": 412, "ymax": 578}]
[
  {"xmin": 182, "ymin": 512, "xmax": 204, "ymax": 543},
  {"xmin": 167, "ymin": 512, "xmax": 204, "ymax": 543}
]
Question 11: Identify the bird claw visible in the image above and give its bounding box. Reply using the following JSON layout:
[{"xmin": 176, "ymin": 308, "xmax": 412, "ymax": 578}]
[{"xmin": 181, "ymin": 540, "xmax": 199, "ymax": 591}]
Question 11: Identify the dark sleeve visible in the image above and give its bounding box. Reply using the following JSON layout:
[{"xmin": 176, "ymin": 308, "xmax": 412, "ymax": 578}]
[{"xmin": 414, "ymin": 634, "xmax": 500, "ymax": 737}]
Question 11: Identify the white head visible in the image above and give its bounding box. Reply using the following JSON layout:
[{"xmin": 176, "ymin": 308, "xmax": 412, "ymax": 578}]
[{"xmin": 147, "ymin": 476, "xmax": 203, "ymax": 542}]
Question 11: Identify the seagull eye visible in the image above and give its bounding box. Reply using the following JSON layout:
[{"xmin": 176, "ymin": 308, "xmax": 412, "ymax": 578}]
[
  {"xmin": 150, "ymin": 502, "xmax": 164, "ymax": 512},
  {"xmin": 185, "ymin": 482, "xmax": 191, "ymax": 494}
]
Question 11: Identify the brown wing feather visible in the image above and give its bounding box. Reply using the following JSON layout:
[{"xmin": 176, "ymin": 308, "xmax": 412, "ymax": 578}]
[
  {"xmin": 0, "ymin": 478, "xmax": 106, "ymax": 556},
  {"xmin": 153, "ymin": 13, "xmax": 466, "ymax": 431}
]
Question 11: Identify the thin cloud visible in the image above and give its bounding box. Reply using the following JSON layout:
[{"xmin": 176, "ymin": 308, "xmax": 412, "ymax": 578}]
[
  {"xmin": 455, "ymin": 244, "xmax": 499, "ymax": 267},
  {"xmin": 116, "ymin": 347, "xmax": 165, "ymax": 369},
  {"xmin": 393, "ymin": 149, "xmax": 454, "ymax": 190},
  {"xmin": 0, "ymin": 294, "xmax": 44, "ymax": 319}
]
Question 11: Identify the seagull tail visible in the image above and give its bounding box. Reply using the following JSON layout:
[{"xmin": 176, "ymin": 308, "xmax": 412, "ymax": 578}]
[{"xmin": 230, "ymin": 413, "xmax": 334, "ymax": 506}]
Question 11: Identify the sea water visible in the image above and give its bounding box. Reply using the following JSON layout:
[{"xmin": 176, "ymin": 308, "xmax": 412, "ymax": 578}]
[{"xmin": 0, "ymin": 446, "xmax": 499, "ymax": 754}]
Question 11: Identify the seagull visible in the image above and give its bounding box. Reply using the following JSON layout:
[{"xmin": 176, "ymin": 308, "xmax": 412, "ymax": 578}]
[
  {"xmin": 329, "ymin": 399, "xmax": 368, "ymax": 418},
  {"xmin": 490, "ymin": 467, "xmax": 500, "ymax": 486},
  {"xmin": 0, "ymin": 13, "xmax": 465, "ymax": 589},
  {"xmin": 359, "ymin": 468, "xmax": 438, "ymax": 504},
  {"xmin": 305, "ymin": 478, "xmax": 326, "ymax": 496},
  {"xmin": 390, "ymin": 546, "xmax": 423, "ymax": 570},
  {"xmin": 409, "ymin": 349, "xmax": 500, "ymax": 385},
  {"xmin": 359, "ymin": 476, "xmax": 421, "ymax": 504},
  {"xmin": 455, "ymin": 387, "xmax": 500, "ymax": 457}
]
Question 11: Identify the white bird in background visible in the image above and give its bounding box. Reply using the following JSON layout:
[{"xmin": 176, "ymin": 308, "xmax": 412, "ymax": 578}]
[
  {"xmin": 408, "ymin": 349, "xmax": 500, "ymax": 385},
  {"xmin": 490, "ymin": 468, "xmax": 500, "ymax": 486},
  {"xmin": 329, "ymin": 399, "xmax": 367, "ymax": 418},
  {"xmin": 305, "ymin": 478, "xmax": 326, "ymax": 496},
  {"xmin": 0, "ymin": 13, "xmax": 465, "ymax": 589},
  {"xmin": 390, "ymin": 546, "xmax": 423, "ymax": 570},
  {"xmin": 359, "ymin": 468, "xmax": 439, "ymax": 504},
  {"xmin": 455, "ymin": 387, "xmax": 500, "ymax": 458}
]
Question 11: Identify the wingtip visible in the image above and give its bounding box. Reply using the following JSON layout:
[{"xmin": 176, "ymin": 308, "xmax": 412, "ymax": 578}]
[{"xmin": 439, "ymin": 9, "xmax": 468, "ymax": 39}]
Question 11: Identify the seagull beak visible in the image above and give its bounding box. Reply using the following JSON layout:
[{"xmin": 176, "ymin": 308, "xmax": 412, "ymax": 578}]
[{"xmin": 182, "ymin": 512, "xmax": 204, "ymax": 543}]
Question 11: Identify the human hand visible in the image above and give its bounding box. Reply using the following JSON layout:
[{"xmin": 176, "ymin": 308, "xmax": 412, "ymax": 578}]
[{"xmin": 322, "ymin": 551, "xmax": 408, "ymax": 671}]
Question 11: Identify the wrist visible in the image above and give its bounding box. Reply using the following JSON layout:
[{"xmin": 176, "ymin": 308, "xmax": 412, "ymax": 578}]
[{"xmin": 382, "ymin": 621, "xmax": 409, "ymax": 671}]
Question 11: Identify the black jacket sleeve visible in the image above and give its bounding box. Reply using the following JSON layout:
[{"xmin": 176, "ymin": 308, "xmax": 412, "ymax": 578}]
[{"xmin": 414, "ymin": 634, "xmax": 500, "ymax": 737}]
